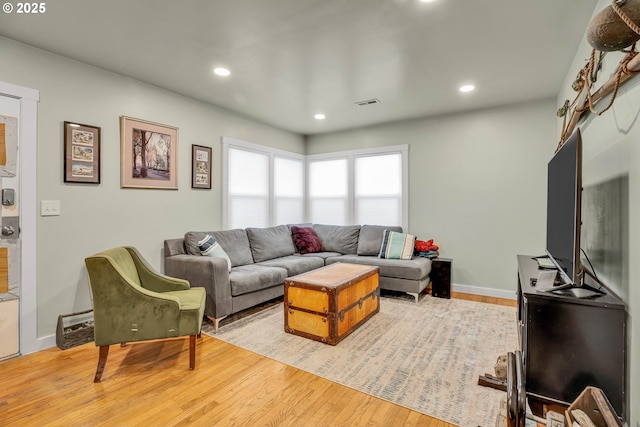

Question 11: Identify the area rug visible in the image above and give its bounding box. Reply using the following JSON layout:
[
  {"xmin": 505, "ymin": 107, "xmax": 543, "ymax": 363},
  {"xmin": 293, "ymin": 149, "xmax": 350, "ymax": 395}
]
[{"xmin": 204, "ymin": 296, "xmax": 517, "ymax": 427}]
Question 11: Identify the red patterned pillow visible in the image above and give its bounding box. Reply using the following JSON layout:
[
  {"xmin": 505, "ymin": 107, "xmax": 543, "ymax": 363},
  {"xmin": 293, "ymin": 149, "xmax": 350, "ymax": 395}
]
[{"xmin": 291, "ymin": 226, "xmax": 324, "ymax": 254}]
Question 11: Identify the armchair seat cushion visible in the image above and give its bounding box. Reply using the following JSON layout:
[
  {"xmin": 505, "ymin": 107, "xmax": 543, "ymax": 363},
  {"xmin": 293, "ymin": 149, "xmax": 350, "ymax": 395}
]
[
  {"xmin": 164, "ymin": 288, "xmax": 206, "ymax": 311},
  {"xmin": 164, "ymin": 288, "xmax": 206, "ymax": 335}
]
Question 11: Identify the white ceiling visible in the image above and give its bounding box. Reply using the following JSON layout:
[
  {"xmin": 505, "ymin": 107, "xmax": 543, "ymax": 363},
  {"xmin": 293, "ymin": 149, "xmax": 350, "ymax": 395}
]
[{"xmin": 0, "ymin": 0, "xmax": 599, "ymax": 135}]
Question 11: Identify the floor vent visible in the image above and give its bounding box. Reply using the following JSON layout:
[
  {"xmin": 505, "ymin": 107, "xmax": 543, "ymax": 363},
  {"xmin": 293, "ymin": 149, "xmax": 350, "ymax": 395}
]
[{"xmin": 354, "ymin": 98, "xmax": 381, "ymax": 106}]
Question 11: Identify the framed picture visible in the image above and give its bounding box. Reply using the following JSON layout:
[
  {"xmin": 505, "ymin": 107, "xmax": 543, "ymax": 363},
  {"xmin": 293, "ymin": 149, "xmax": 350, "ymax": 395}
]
[
  {"xmin": 64, "ymin": 121, "xmax": 101, "ymax": 184},
  {"xmin": 120, "ymin": 116, "xmax": 178, "ymax": 189},
  {"xmin": 192, "ymin": 144, "xmax": 212, "ymax": 189}
]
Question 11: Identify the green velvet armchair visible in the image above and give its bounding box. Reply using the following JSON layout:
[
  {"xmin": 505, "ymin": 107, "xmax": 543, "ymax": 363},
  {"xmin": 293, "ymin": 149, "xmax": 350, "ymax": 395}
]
[{"xmin": 85, "ymin": 246, "xmax": 206, "ymax": 382}]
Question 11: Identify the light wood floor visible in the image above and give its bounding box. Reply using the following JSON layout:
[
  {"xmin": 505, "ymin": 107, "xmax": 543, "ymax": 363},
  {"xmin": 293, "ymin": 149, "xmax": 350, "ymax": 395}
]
[{"xmin": 0, "ymin": 293, "xmax": 515, "ymax": 426}]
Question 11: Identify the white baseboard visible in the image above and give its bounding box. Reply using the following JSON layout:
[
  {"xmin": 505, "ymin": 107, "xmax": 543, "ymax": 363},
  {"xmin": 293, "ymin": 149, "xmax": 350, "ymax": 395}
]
[
  {"xmin": 452, "ymin": 283, "xmax": 517, "ymax": 300},
  {"xmin": 22, "ymin": 334, "xmax": 56, "ymax": 356}
]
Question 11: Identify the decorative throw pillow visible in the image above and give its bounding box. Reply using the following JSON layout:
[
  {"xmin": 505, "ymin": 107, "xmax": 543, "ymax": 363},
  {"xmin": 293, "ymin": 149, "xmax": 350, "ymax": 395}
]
[
  {"xmin": 379, "ymin": 230, "xmax": 416, "ymax": 260},
  {"xmin": 198, "ymin": 234, "xmax": 232, "ymax": 272},
  {"xmin": 290, "ymin": 226, "xmax": 324, "ymax": 255}
]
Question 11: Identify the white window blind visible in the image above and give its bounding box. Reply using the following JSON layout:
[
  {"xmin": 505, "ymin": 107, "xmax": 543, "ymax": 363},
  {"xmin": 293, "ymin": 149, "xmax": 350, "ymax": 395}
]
[
  {"xmin": 224, "ymin": 138, "xmax": 407, "ymax": 230},
  {"xmin": 274, "ymin": 156, "xmax": 304, "ymax": 225},
  {"xmin": 355, "ymin": 153, "xmax": 403, "ymax": 226},
  {"xmin": 227, "ymin": 146, "xmax": 269, "ymax": 229},
  {"xmin": 308, "ymin": 158, "xmax": 348, "ymax": 225}
]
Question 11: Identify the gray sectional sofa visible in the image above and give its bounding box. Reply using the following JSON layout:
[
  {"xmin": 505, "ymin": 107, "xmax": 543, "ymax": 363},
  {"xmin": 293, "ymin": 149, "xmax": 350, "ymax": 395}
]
[{"xmin": 164, "ymin": 224, "xmax": 431, "ymax": 330}]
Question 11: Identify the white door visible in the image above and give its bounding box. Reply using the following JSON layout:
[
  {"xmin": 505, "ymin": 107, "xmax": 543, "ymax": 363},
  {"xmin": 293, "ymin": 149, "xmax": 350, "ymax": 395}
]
[{"xmin": 0, "ymin": 95, "xmax": 21, "ymax": 360}]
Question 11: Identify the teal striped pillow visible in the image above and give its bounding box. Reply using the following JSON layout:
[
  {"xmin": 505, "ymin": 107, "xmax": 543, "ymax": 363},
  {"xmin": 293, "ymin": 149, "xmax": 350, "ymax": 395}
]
[{"xmin": 379, "ymin": 230, "xmax": 416, "ymax": 260}]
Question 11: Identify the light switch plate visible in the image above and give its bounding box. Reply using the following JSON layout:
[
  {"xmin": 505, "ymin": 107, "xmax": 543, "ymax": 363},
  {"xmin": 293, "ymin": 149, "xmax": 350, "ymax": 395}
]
[{"xmin": 41, "ymin": 200, "xmax": 61, "ymax": 216}]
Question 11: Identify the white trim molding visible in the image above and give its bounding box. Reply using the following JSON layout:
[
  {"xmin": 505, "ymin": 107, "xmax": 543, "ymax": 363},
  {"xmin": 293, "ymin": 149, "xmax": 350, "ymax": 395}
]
[
  {"xmin": 0, "ymin": 80, "xmax": 40, "ymax": 355},
  {"xmin": 452, "ymin": 283, "xmax": 517, "ymax": 300}
]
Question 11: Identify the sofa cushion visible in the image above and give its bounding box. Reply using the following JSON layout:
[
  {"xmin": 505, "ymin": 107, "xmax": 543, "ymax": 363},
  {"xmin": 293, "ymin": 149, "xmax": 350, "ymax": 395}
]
[
  {"xmin": 197, "ymin": 234, "xmax": 232, "ymax": 272},
  {"xmin": 229, "ymin": 264, "xmax": 287, "ymax": 296},
  {"xmin": 185, "ymin": 230, "xmax": 253, "ymax": 267},
  {"xmin": 246, "ymin": 225, "xmax": 296, "ymax": 263},
  {"xmin": 300, "ymin": 251, "xmax": 343, "ymax": 261},
  {"xmin": 257, "ymin": 255, "xmax": 325, "ymax": 277},
  {"xmin": 357, "ymin": 225, "xmax": 403, "ymax": 256},
  {"xmin": 379, "ymin": 230, "xmax": 416, "ymax": 260},
  {"xmin": 325, "ymin": 255, "xmax": 431, "ymax": 281},
  {"xmin": 212, "ymin": 229, "xmax": 255, "ymax": 267},
  {"xmin": 313, "ymin": 224, "xmax": 361, "ymax": 254},
  {"xmin": 290, "ymin": 226, "xmax": 324, "ymax": 254}
]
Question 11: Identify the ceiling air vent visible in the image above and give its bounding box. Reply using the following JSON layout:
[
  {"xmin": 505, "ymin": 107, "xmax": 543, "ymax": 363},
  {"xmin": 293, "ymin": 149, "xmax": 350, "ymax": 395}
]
[{"xmin": 354, "ymin": 98, "xmax": 381, "ymax": 106}]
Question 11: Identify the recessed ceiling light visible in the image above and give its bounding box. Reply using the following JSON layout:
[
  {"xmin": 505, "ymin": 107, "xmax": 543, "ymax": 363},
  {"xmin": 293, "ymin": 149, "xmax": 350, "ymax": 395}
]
[
  {"xmin": 459, "ymin": 84, "xmax": 475, "ymax": 93},
  {"xmin": 213, "ymin": 67, "xmax": 231, "ymax": 77},
  {"xmin": 314, "ymin": 113, "xmax": 326, "ymax": 120}
]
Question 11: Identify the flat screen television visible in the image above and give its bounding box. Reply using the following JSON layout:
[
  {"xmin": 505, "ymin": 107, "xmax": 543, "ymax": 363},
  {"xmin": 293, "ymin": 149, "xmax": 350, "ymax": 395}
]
[{"xmin": 545, "ymin": 129, "xmax": 584, "ymax": 287}]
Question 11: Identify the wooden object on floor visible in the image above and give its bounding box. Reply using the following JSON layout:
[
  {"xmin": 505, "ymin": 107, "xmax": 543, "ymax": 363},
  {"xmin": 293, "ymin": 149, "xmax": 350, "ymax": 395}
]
[
  {"xmin": 55, "ymin": 309, "xmax": 94, "ymax": 350},
  {"xmin": 430, "ymin": 257, "xmax": 452, "ymax": 299},
  {"xmin": 0, "ymin": 335, "xmax": 451, "ymax": 427},
  {"xmin": 284, "ymin": 263, "xmax": 379, "ymax": 345},
  {"xmin": 565, "ymin": 386, "xmax": 623, "ymax": 427},
  {"xmin": 478, "ymin": 373, "xmax": 507, "ymax": 392}
]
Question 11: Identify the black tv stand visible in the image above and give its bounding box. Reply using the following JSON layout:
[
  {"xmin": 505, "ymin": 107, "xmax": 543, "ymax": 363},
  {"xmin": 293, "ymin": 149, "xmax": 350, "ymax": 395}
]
[{"xmin": 516, "ymin": 255, "xmax": 627, "ymax": 418}]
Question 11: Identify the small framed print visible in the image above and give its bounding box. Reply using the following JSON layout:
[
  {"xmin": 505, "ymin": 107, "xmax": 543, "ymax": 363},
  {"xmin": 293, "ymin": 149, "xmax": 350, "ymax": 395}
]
[
  {"xmin": 64, "ymin": 121, "xmax": 101, "ymax": 184},
  {"xmin": 192, "ymin": 144, "xmax": 212, "ymax": 189}
]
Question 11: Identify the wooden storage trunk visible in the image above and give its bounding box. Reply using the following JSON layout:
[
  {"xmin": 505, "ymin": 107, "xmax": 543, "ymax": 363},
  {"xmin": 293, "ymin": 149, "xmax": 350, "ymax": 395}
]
[{"xmin": 284, "ymin": 263, "xmax": 379, "ymax": 345}]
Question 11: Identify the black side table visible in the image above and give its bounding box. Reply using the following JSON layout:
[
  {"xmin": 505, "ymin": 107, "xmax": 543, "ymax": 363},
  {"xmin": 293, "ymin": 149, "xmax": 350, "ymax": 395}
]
[{"xmin": 430, "ymin": 257, "xmax": 452, "ymax": 299}]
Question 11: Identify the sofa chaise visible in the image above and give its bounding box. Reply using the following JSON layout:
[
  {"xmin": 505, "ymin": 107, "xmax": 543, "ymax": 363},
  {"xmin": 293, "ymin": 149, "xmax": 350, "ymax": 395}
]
[{"xmin": 164, "ymin": 224, "xmax": 431, "ymax": 330}]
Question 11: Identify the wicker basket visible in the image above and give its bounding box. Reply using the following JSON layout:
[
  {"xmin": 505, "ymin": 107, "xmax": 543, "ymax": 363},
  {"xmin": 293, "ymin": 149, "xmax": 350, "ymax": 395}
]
[
  {"xmin": 56, "ymin": 309, "xmax": 94, "ymax": 350},
  {"xmin": 565, "ymin": 386, "xmax": 622, "ymax": 427}
]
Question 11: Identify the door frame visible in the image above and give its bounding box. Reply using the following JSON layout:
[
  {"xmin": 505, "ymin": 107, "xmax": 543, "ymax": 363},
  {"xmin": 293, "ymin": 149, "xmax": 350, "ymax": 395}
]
[{"xmin": 0, "ymin": 81, "xmax": 39, "ymax": 355}]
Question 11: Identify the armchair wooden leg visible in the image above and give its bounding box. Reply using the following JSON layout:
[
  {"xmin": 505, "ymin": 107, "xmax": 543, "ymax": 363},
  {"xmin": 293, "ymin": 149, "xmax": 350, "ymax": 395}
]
[
  {"xmin": 197, "ymin": 331, "xmax": 202, "ymax": 339},
  {"xmin": 94, "ymin": 345, "xmax": 109, "ymax": 383},
  {"xmin": 189, "ymin": 335, "xmax": 196, "ymax": 370}
]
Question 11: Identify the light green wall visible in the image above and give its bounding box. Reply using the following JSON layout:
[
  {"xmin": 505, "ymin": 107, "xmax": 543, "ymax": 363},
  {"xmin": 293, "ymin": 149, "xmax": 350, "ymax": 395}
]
[
  {"xmin": 307, "ymin": 99, "xmax": 557, "ymax": 294},
  {"xmin": 559, "ymin": 1, "xmax": 639, "ymax": 423},
  {"xmin": 0, "ymin": 36, "xmax": 304, "ymax": 338}
]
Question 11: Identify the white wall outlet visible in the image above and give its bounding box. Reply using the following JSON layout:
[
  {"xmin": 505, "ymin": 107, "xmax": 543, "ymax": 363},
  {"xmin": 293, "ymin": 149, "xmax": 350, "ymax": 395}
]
[{"xmin": 40, "ymin": 200, "xmax": 61, "ymax": 216}]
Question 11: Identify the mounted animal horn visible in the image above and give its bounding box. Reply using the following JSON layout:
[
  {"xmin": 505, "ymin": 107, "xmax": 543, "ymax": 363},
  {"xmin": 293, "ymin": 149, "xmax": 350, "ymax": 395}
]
[{"xmin": 587, "ymin": 0, "xmax": 640, "ymax": 51}]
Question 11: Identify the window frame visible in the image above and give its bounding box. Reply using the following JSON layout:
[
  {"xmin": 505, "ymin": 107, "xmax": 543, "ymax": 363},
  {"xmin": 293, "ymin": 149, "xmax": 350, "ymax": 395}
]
[
  {"xmin": 307, "ymin": 144, "xmax": 409, "ymax": 230},
  {"xmin": 223, "ymin": 137, "xmax": 408, "ymax": 229},
  {"xmin": 222, "ymin": 137, "xmax": 306, "ymax": 228}
]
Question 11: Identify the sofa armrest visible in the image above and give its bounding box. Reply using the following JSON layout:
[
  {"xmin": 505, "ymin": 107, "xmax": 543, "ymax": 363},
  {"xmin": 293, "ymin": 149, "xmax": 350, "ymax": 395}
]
[{"xmin": 164, "ymin": 254, "xmax": 232, "ymax": 319}]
